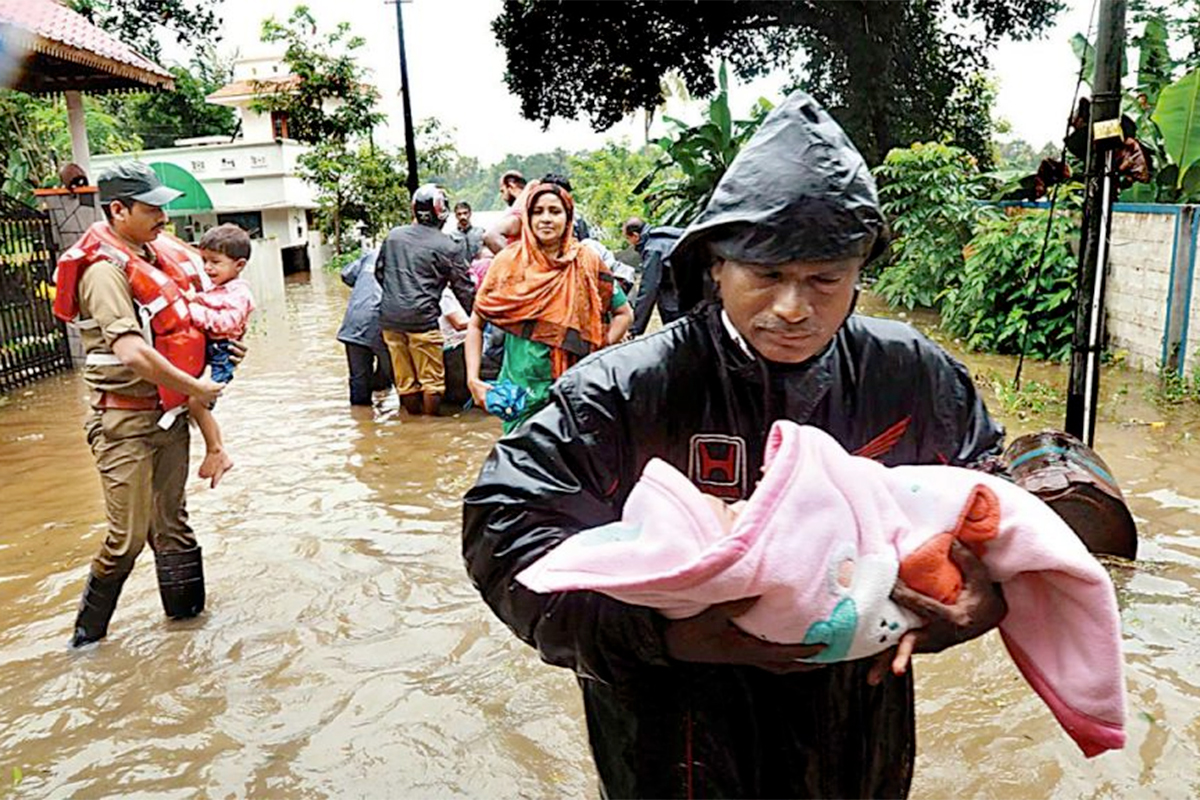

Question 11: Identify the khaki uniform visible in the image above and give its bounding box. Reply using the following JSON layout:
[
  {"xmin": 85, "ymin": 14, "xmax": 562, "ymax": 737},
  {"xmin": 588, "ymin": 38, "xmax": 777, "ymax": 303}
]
[{"xmin": 77, "ymin": 260, "xmax": 196, "ymax": 580}]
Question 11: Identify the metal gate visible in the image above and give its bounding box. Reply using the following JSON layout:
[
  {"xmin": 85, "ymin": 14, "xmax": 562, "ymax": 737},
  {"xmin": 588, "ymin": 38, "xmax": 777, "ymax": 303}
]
[{"xmin": 0, "ymin": 195, "xmax": 71, "ymax": 393}]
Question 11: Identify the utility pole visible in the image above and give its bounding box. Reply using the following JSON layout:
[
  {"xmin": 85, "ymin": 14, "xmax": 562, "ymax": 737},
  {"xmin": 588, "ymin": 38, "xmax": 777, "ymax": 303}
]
[
  {"xmin": 1065, "ymin": 0, "xmax": 1126, "ymax": 446},
  {"xmin": 392, "ymin": 0, "xmax": 419, "ymax": 195}
]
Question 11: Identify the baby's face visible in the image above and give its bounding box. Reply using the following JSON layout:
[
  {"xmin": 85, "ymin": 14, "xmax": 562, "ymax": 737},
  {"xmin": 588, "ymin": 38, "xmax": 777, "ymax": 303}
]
[
  {"xmin": 702, "ymin": 494, "xmax": 746, "ymax": 532},
  {"xmin": 201, "ymin": 249, "xmax": 244, "ymax": 285}
]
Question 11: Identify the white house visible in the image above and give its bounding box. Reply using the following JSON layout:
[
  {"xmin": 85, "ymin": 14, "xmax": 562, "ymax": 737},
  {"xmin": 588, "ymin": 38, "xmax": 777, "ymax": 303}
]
[{"xmin": 90, "ymin": 56, "xmax": 332, "ymax": 309}]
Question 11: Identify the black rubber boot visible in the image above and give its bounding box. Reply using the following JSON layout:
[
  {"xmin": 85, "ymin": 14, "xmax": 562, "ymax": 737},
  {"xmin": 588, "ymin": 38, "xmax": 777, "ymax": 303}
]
[
  {"xmin": 70, "ymin": 572, "xmax": 127, "ymax": 648},
  {"xmin": 155, "ymin": 547, "xmax": 205, "ymax": 619}
]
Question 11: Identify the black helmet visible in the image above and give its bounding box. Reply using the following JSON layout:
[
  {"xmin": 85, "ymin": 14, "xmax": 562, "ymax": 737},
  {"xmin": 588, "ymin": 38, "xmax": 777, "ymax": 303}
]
[{"xmin": 412, "ymin": 184, "xmax": 449, "ymax": 227}]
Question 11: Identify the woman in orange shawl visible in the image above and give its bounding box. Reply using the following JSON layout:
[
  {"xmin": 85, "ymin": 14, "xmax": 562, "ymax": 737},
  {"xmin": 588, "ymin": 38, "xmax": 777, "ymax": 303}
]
[{"xmin": 465, "ymin": 181, "xmax": 633, "ymax": 432}]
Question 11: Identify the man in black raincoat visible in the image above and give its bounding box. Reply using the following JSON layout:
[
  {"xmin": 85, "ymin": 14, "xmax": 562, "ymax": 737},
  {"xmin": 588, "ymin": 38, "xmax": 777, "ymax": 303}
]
[
  {"xmin": 463, "ymin": 91, "xmax": 1008, "ymax": 799},
  {"xmin": 627, "ymin": 220, "xmax": 685, "ymax": 336}
]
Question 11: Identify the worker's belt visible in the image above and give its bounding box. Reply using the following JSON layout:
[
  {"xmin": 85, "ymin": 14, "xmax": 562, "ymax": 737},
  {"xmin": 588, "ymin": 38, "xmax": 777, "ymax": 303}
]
[{"xmin": 94, "ymin": 391, "xmax": 162, "ymax": 411}]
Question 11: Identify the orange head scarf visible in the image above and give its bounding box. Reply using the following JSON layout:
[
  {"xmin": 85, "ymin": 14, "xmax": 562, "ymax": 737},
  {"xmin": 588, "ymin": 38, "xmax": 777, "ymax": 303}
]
[{"xmin": 474, "ymin": 181, "xmax": 615, "ymax": 378}]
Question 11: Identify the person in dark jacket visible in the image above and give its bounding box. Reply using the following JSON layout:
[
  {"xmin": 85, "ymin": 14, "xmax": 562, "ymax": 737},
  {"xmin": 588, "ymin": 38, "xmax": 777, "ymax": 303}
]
[
  {"xmin": 625, "ymin": 218, "xmax": 684, "ymax": 336},
  {"xmin": 463, "ymin": 91, "xmax": 1009, "ymax": 799},
  {"xmin": 336, "ymin": 248, "xmax": 393, "ymax": 406},
  {"xmin": 376, "ymin": 184, "xmax": 475, "ymax": 416},
  {"xmin": 447, "ymin": 200, "xmax": 485, "ymax": 264}
]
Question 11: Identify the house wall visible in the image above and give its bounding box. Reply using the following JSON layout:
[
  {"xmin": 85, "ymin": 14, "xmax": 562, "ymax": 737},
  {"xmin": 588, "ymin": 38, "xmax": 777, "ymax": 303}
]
[
  {"xmin": 91, "ymin": 141, "xmax": 316, "ymax": 239},
  {"xmin": 242, "ymin": 109, "xmax": 275, "ymax": 143}
]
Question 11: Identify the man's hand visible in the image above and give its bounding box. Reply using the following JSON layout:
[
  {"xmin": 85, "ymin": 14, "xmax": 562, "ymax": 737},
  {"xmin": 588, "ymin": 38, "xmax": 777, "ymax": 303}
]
[
  {"xmin": 869, "ymin": 540, "xmax": 1008, "ymax": 684},
  {"xmin": 192, "ymin": 377, "xmax": 225, "ymax": 408},
  {"xmin": 225, "ymin": 339, "xmax": 248, "ymax": 366},
  {"xmin": 664, "ymin": 597, "xmax": 826, "ymax": 675}
]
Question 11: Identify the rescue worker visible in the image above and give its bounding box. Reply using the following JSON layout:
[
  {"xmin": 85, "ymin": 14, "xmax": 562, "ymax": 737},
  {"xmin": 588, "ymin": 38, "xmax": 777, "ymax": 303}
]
[
  {"xmin": 624, "ymin": 217, "xmax": 684, "ymax": 336},
  {"xmin": 58, "ymin": 162, "xmax": 225, "ymax": 648},
  {"xmin": 376, "ymin": 184, "xmax": 475, "ymax": 416},
  {"xmin": 463, "ymin": 92, "xmax": 1009, "ymax": 798}
]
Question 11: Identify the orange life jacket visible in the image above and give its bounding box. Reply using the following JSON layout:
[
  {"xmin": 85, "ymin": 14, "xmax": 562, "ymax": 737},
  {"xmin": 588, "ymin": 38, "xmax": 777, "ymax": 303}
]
[{"xmin": 54, "ymin": 222, "xmax": 209, "ymax": 413}]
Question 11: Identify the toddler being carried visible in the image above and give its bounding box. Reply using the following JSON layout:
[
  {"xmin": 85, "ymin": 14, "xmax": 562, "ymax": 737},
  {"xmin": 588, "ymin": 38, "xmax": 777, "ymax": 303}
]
[{"xmin": 185, "ymin": 223, "xmax": 256, "ymax": 486}]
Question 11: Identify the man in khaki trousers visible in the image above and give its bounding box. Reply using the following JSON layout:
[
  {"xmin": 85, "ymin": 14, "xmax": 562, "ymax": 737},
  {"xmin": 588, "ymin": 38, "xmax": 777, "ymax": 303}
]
[{"xmin": 62, "ymin": 163, "xmax": 224, "ymax": 647}]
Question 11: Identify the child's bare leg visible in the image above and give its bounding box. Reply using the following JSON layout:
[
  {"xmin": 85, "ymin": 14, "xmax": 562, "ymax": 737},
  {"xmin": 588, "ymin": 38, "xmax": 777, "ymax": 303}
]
[{"xmin": 188, "ymin": 397, "xmax": 233, "ymax": 488}]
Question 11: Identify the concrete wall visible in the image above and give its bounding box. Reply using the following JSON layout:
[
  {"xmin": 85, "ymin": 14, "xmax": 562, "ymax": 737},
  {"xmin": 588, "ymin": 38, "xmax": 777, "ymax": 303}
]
[
  {"xmin": 1105, "ymin": 210, "xmax": 1179, "ymax": 371},
  {"xmin": 1104, "ymin": 204, "xmax": 1200, "ymax": 375},
  {"xmin": 261, "ymin": 208, "xmax": 291, "ymax": 245},
  {"xmin": 308, "ymin": 230, "xmax": 333, "ymax": 272},
  {"xmin": 242, "ymin": 238, "xmax": 286, "ymax": 312},
  {"xmin": 1186, "ymin": 221, "xmax": 1200, "ymax": 369}
]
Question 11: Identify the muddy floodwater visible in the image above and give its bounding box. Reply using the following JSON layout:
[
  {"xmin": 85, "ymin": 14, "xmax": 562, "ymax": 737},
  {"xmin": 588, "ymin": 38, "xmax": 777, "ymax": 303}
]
[{"xmin": 2, "ymin": 273, "xmax": 1199, "ymax": 798}]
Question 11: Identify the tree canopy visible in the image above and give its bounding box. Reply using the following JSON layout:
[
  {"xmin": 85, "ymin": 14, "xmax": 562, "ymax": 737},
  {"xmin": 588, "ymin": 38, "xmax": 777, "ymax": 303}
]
[
  {"xmin": 248, "ymin": 5, "xmax": 385, "ymax": 252},
  {"xmin": 68, "ymin": 0, "xmax": 221, "ymax": 61},
  {"xmin": 253, "ymin": 5, "xmax": 382, "ymax": 146},
  {"xmin": 0, "ymin": 91, "xmax": 142, "ymax": 201},
  {"xmin": 492, "ymin": 0, "xmax": 1064, "ymax": 166},
  {"xmin": 104, "ymin": 49, "xmax": 237, "ymax": 150}
]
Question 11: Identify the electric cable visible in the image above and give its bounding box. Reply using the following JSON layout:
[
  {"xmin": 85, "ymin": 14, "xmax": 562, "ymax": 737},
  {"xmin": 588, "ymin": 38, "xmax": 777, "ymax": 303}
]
[{"xmin": 1013, "ymin": 0, "xmax": 1100, "ymax": 390}]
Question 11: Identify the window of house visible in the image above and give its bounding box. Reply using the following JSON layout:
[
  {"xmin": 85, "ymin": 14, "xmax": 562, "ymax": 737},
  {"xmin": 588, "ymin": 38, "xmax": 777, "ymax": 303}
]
[
  {"xmin": 217, "ymin": 211, "xmax": 264, "ymax": 240},
  {"xmin": 271, "ymin": 111, "xmax": 290, "ymax": 140}
]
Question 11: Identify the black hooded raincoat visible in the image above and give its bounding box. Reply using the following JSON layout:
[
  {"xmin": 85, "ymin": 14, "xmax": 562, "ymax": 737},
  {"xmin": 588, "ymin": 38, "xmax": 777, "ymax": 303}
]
[{"xmin": 462, "ymin": 92, "xmax": 1005, "ymax": 799}]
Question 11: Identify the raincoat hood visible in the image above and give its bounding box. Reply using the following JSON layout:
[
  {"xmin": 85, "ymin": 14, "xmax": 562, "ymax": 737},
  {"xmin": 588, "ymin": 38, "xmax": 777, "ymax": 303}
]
[{"xmin": 669, "ymin": 90, "xmax": 887, "ymax": 309}]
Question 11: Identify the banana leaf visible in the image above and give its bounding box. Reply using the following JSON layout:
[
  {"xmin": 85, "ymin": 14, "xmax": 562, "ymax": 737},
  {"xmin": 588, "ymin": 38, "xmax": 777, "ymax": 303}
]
[
  {"xmin": 1136, "ymin": 13, "xmax": 1174, "ymax": 106},
  {"xmin": 1152, "ymin": 68, "xmax": 1200, "ymax": 188},
  {"xmin": 1071, "ymin": 33, "xmax": 1095, "ymax": 87}
]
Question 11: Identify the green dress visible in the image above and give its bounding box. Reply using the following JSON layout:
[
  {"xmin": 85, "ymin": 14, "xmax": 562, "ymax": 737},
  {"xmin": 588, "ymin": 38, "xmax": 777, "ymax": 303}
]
[{"xmin": 497, "ymin": 284, "xmax": 628, "ymax": 433}]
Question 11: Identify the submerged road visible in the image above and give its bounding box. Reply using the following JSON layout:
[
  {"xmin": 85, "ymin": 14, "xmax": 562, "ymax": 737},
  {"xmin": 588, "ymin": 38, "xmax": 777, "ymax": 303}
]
[{"xmin": 1, "ymin": 272, "xmax": 1198, "ymax": 798}]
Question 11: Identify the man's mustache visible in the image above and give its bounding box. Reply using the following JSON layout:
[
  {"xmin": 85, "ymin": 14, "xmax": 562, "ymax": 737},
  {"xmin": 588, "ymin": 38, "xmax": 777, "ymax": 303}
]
[{"xmin": 755, "ymin": 322, "xmax": 815, "ymax": 335}]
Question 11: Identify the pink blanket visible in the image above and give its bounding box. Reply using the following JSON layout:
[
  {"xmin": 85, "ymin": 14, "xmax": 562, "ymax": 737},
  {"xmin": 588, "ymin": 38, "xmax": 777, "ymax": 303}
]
[{"xmin": 516, "ymin": 421, "xmax": 1126, "ymax": 756}]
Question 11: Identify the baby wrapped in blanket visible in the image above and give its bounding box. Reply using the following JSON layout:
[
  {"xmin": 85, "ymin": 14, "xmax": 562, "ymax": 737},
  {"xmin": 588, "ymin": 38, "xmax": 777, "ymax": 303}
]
[{"xmin": 516, "ymin": 420, "xmax": 1126, "ymax": 757}]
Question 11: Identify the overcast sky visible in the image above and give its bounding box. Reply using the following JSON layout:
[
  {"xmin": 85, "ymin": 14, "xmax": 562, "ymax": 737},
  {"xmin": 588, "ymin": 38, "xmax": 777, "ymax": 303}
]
[{"xmin": 213, "ymin": 0, "xmax": 1100, "ymax": 163}]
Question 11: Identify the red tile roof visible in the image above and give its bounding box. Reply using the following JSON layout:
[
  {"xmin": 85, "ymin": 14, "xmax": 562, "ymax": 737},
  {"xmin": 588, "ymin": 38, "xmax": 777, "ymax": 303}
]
[
  {"xmin": 0, "ymin": 0, "xmax": 173, "ymax": 91},
  {"xmin": 207, "ymin": 76, "xmax": 302, "ymax": 105}
]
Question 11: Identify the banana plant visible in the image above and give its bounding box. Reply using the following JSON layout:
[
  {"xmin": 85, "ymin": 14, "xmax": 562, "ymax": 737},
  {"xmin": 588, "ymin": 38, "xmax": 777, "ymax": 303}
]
[{"xmin": 634, "ymin": 63, "xmax": 773, "ymax": 226}]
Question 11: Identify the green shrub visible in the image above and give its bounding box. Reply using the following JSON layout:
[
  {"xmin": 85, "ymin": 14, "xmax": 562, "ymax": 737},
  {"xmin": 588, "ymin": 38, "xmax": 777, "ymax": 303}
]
[
  {"xmin": 872, "ymin": 142, "xmax": 984, "ymax": 309},
  {"xmin": 325, "ymin": 247, "xmax": 365, "ymax": 275},
  {"xmin": 940, "ymin": 207, "xmax": 1077, "ymax": 360}
]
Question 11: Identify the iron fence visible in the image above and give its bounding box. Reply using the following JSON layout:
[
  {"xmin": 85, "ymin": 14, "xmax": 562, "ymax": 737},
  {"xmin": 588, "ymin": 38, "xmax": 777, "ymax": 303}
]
[{"xmin": 0, "ymin": 196, "xmax": 71, "ymax": 393}]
